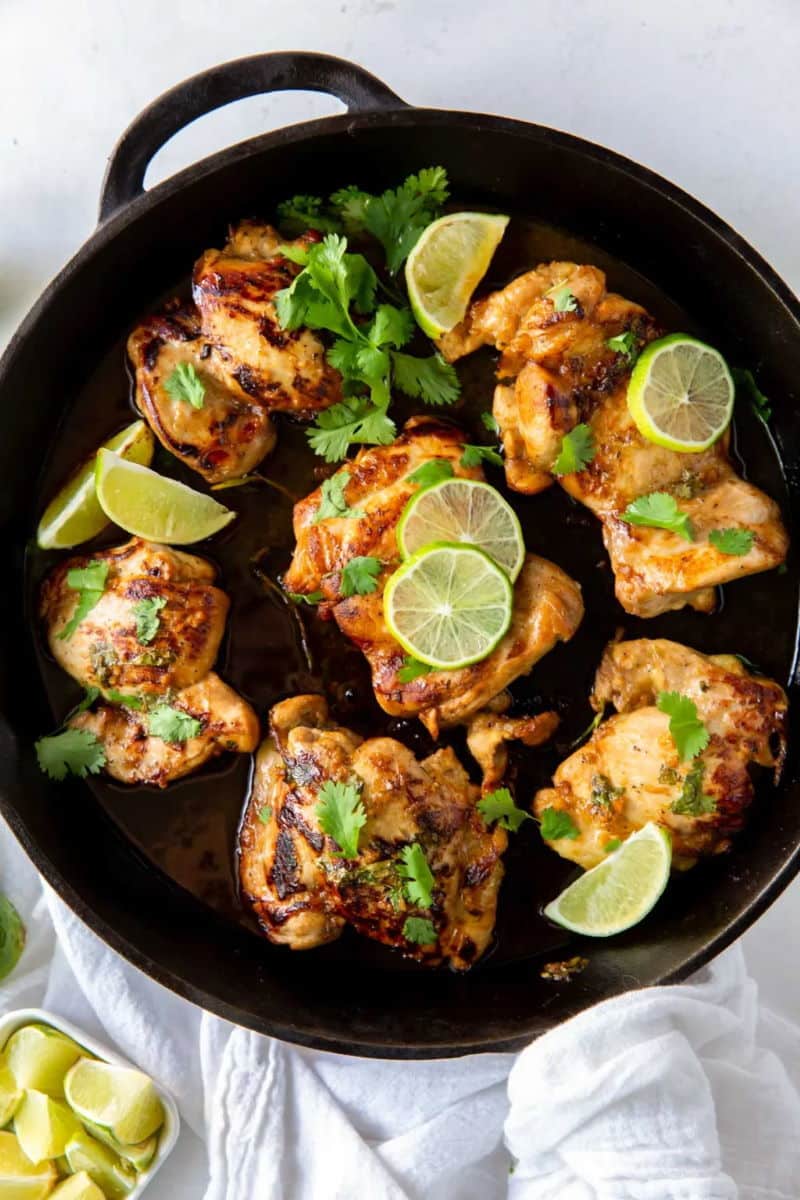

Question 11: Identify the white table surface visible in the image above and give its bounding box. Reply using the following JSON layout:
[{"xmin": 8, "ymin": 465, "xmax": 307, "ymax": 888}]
[{"xmin": 2, "ymin": 0, "xmax": 799, "ymax": 1193}]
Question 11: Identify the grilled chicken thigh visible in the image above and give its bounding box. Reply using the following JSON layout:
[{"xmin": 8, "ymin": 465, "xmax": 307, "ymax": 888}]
[
  {"xmin": 534, "ymin": 639, "xmax": 787, "ymax": 870},
  {"xmin": 40, "ymin": 538, "xmax": 259, "ymax": 786},
  {"xmin": 128, "ymin": 222, "xmax": 341, "ymax": 483},
  {"xmin": 440, "ymin": 262, "xmax": 788, "ymax": 616},
  {"xmin": 283, "ymin": 417, "xmax": 584, "ymax": 736},
  {"xmin": 239, "ymin": 695, "xmax": 506, "ymax": 968}
]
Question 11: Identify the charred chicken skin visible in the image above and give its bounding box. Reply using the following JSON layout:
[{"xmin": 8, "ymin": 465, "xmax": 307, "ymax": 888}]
[
  {"xmin": 282, "ymin": 416, "xmax": 584, "ymax": 737},
  {"xmin": 534, "ymin": 638, "xmax": 787, "ymax": 870},
  {"xmin": 439, "ymin": 262, "xmax": 788, "ymax": 617},
  {"xmin": 239, "ymin": 695, "xmax": 506, "ymax": 968},
  {"xmin": 40, "ymin": 538, "xmax": 259, "ymax": 786}
]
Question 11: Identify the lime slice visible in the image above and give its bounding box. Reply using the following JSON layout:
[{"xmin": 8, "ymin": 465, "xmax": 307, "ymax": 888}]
[
  {"xmin": 0, "ymin": 1060, "xmax": 22, "ymax": 1127},
  {"xmin": 397, "ymin": 478, "xmax": 524, "ymax": 581},
  {"xmin": 37, "ymin": 421, "xmax": 155, "ymax": 550},
  {"xmin": 64, "ymin": 1133, "xmax": 135, "ymax": 1200},
  {"xmin": 14, "ymin": 1092, "xmax": 80, "ymax": 1164},
  {"xmin": 626, "ymin": 334, "xmax": 734, "ymax": 452},
  {"xmin": 80, "ymin": 1121, "xmax": 157, "ymax": 1172},
  {"xmin": 5, "ymin": 1028, "xmax": 83, "ymax": 1099},
  {"xmin": 405, "ymin": 212, "xmax": 509, "ymax": 337},
  {"xmin": 0, "ymin": 1131, "xmax": 57, "ymax": 1199},
  {"xmin": 384, "ymin": 543, "xmax": 513, "ymax": 669},
  {"xmin": 51, "ymin": 1173, "xmax": 106, "ymax": 1200},
  {"xmin": 64, "ymin": 1061, "xmax": 164, "ymax": 1147},
  {"xmin": 544, "ymin": 822, "xmax": 672, "ymax": 936},
  {"xmin": 94, "ymin": 450, "xmax": 234, "ymax": 544}
]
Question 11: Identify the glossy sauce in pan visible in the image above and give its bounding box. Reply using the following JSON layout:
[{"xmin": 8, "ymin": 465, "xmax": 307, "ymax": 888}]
[{"xmin": 26, "ymin": 216, "xmax": 796, "ymax": 972}]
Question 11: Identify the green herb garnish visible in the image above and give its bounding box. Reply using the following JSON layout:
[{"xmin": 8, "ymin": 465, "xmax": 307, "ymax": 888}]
[
  {"xmin": 477, "ymin": 787, "xmax": 532, "ymax": 832},
  {"xmin": 57, "ymin": 562, "xmax": 109, "ymax": 642},
  {"xmin": 35, "ymin": 729, "xmax": 106, "ymax": 781},
  {"xmin": 407, "ymin": 459, "xmax": 454, "ymax": 488},
  {"xmin": 340, "ymin": 556, "xmax": 381, "ymax": 597},
  {"xmin": 621, "ymin": 492, "xmax": 694, "ymax": 541},
  {"xmin": 165, "ymin": 362, "xmax": 205, "ymax": 409},
  {"xmin": 397, "ymin": 843, "xmax": 435, "ymax": 908},
  {"xmin": 312, "ymin": 472, "xmax": 365, "ymax": 523},
  {"xmin": 147, "ymin": 705, "xmax": 203, "ymax": 744},
  {"xmin": 460, "ymin": 444, "xmax": 504, "ymax": 469},
  {"xmin": 552, "ymin": 424, "xmax": 596, "ymax": 476},
  {"xmin": 539, "ymin": 807, "xmax": 580, "ymax": 841},
  {"xmin": 317, "ymin": 780, "xmax": 367, "ymax": 859},
  {"xmin": 402, "ymin": 915, "xmax": 437, "ymax": 945},
  {"xmin": 732, "ymin": 367, "xmax": 771, "ymax": 425},
  {"xmin": 709, "ymin": 528, "xmax": 754, "ymax": 556},
  {"xmin": 589, "ymin": 774, "xmax": 624, "ymax": 807},
  {"xmin": 671, "ymin": 760, "xmax": 716, "ymax": 816},
  {"xmin": 551, "ymin": 286, "xmax": 578, "ymax": 313},
  {"xmin": 656, "ymin": 692, "xmax": 709, "ymax": 760},
  {"xmin": 133, "ymin": 596, "xmax": 166, "ymax": 645},
  {"xmin": 397, "ymin": 655, "xmax": 434, "ymax": 683},
  {"xmin": 606, "ymin": 331, "xmax": 638, "ymax": 364}
]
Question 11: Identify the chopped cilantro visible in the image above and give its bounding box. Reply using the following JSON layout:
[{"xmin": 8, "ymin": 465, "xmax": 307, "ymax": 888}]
[
  {"xmin": 391, "ymin": 351, "xmax": 460, "ymax": 406},
  {"xmin": 407, "ymin": 459, "xmax": 454, "ymax": 488},
  {"xmin": 709, "ymin": 528, "xmax": 754, "ymax": 556},
  {"xmin": 552, "ymin": 424, "xmax": 596, "ymax": 475},
  {"xmin": 606, "ymin": 331, "xmax": 638, "ymax": 364},
  {"xmin": 590, "ymin": 774, "xmax": 624, "ymax": 807},
  {"xmin": 604, "ymin": 838, "xmax": 623, "ymax": 854},
  {"xmin": 317, "ymin": 779, "xmax": 367, "ymax": 859},
  {"xmin": 481, "ymin": 411, "xmax": 500, "ymax": 436},
  {"xmin": 164, "ymin": 362, "xmax": 205, "ymax": 409},
  {"xmin": 460, "ymin": 444, "xmax": 504, "ymax": 468},
  {"xmin": 539, "ymin": 807, "xmax": 580, "ymax": 841},
  {"xmin": 257, "ymin": 804, "xmax": 273, "ymax": 824},
  {"xmin": 288, "ymin": 590, "xmax": 324, "ymax": 606},
  {"xmin": 397, "ymin": 655, "xmax": 434, "ymax": 683},
  {"xmin": 312, "ymin": 472, "xmax": 365, "ymax": 523},
  {"xmin": 341, "ymin": 556, "xmax": 381, "ymax": 597},
  {"xmin": 402, "ymin": 915, "xmax": 437, "ymax": 945},
  {"xmin": 105, "ymin": 689, "xmax": 144, "ymax": 710},
  {"xmin": 133, "ymin": 595, "xmax": 166, "ymax": 645},
  {"xmin": 477, "ymin": 787, "xmax": 532, "ymax": 832},
  {"xmin": 671, "ymin": 760, "xmax": 717, "ymax": 816},
  {"xmin": 656, "ymin": 692, "xmax": 709, "ymax": 760},
  {"xmin": 551, "ymin": 286, "xmax": 578, "ymax": 313},
  {"xmin": 57, "ymin": 561, "xmax": 109, "ymax": 642}
]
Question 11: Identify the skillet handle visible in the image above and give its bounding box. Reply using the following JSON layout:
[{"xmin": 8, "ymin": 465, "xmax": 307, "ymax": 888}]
[{"xmin": 99, "ymin": 52, "xmax": 407, "ymax": 221}]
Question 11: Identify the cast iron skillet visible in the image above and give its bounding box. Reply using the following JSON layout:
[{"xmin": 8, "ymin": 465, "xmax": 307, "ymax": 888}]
[{"xmin": 1, "ymin": 52, "xmax": 799, "ymax": 1058}]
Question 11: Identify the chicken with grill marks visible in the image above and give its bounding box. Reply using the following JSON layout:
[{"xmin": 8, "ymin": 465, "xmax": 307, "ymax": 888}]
[
  {"xmin": 282, "ymin": 416, "xmax": 583, "ymax": 737},
  {"xmin": 128, "ymin": 221, "xmax": 342, "ymax": 483},
  {"xmin": 439, "ymin": 262, "xmax": 788, "ymax": 617},
  {"xmin": 238, "ymin": 695, "xmax": 506, "ymax": 968},
  {"xmin": 534, "ymin": 638, "xmax": 787, "ymax": 871},
  {"xmin": 40, "ymin": 538, "xmax": 259, "ymax": 786}
]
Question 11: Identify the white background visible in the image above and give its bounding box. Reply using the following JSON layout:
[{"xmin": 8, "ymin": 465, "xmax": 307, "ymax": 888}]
[{"xmin": 2, "ymin": 0, "xmax": 799, "ymax": 1193}]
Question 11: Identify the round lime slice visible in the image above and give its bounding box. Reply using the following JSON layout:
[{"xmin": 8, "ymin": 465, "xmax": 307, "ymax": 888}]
[
  {"xmin": 37, "ymin": 421, "xmax": 155, "ymax": 550},
  {"xmin": 397, "ymin": 478, "xmax": 524, "ymax": 581},
  {"xmin": 64, "ymin": 1060, "xmax": 164, "ymax": 1146},
  {"xmin": 544, "ymin": 822, "xmax": 672, "ymax": 937},
  {"xmin": 14, "ymin": 1091, "xmax": 80, "ymax": 1164},
  {"xmin": 64, "ymin": 1132, "xmax": 136, "ymax": 1200},
  {"xmin": 94, "ymin": 450, "xmax": 234, "ymax": 544},
  {"xmin": 626, "ymin": 333, "xmax": 734, "ymax": 452},
  {"xmin": 405, "ymin": 211, "xmax": 509, "ymax": 337},
  {"xmin": 5, "ymin": 1027, "xmax": 83, "ymax": 1099},
  {"xmin": 51, "ymin": 1172, "xmax": 106, "ymax": 1200},
  {"xmin": 384, "ymin": 542, "xmax": 513, "ymax": 669},
  {"xmin": 0, "ymin": 1131, "xmax": 57, "ymax": 1199}
]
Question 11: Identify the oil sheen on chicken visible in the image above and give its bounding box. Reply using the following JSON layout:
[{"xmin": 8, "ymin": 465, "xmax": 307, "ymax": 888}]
[
  {"xmin": 238, "ymin": 695, "xmax": 506, "ymax": 968},
  {"xmin": 534, "ymin": 638, "xmax": 787, "ymax": 870},
  {"xmin": 439, "ymin": 262, "xmax": 788, "ymax": 617}
]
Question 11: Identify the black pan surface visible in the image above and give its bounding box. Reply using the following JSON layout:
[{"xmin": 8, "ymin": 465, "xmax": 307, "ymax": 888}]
[{"xmin": 1, "ymin": 53, "xmax": 799, "ymax": 1056}]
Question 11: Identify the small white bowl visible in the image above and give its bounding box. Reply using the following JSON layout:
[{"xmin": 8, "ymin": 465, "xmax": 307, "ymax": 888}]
[{"xmin": 0, "ymin": 1007, "xmax": 180, "ymax": 1198}]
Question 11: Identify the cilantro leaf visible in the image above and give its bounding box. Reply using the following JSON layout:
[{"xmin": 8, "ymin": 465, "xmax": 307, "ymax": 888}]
[
  {"xmin": 362, "ymin": 167, "xmax": 450, "ymax": 273},
  {"xmin": 288, "ymin": 590, "xmax": 324, "ymax": 606},
  {"xmin": 477, "ymin": 787, "xmax": 532, "ymax": 832},
  {"xmin": 481, "ymin": 411, "xmax": 500, "ymax": 436},
  {"xmin": 313, "ymin": 472, "xmax": 365, "ymax": 523},
  {"xmin": 147, "ymin": 705, "xmax": 203, "ymax": 743},
  {"xmin": 133, "ymin": 596, "xmax": 166, "ymax": 645},
  {"xmin": 329, "ymin": 184, "xmax": 372, "ymax": 232},
  {"xmin": 402, "ymin": 916, "xmax": 437, "ymax": 945},
  {"xmin": 257, "ymin": 804, "xmax": 273, "ymax": 824},
  {"xmin": 551, "ymin": 286, "xmax": 578, "ymax": 313},
  {"xmin": 539, "ymin": 807, "xmax": 580, "ymax": 841},
  {"xmin": 397, "ymin": 842, "xmax": 435, "ymax": 908},
  {"xmin": 341, "ymin": 556, "xmax": 381, "ymax": 596},
  {"xmin": 671, "ymin": 760, "xmax": 717, "ymax": 816},
  {"xmin": 317, "ymin": 779, "xmax": 367, "ymax": 858},
  {"xmin": 709, "ymin": 528, "xmax": 754, "ymax": 556},
  {"xmin": 105, "ymin": 689, "xmax": 144, "ymax": 710},
  {"xmin": 732, "ymin": 367, "xmax": 771, "ymax": 424},
  {"xmin": 57, "ymin": 561, "xmax": 109, "ymax": 641},
  {"xmin": 391, "ymin": 351, "xmax": 461, "ymax": 407},
  {"xmin": 407, "ymin": 459, "xmax": 454, "ymax": 487},
  {"xmin": 552, "ymin": 424, "xmax": 596, "ymax": 475},
  {"xmin": 621, "ymin": 492, "xmax": 694, "ymax": 541},
  {"xmin": 367, "ymin": 304, "xmax": 415, "ymax": 350},
  {"xmin": 165, "ymin": 362, "xmax": 205, "ymax": 409},
  {"xmin": 397, "ymin": 655, "xmax": 434, "ymax": 683},
  {"xmin": 604, "ymin": 838, "xmax": 623, "ymax": 854},
  {"xmin": 460, "ymin": 444, "xmax": 504, "ymax": 468},
  {"xmin": 276, "ymin": 194, "xmax": 340, "ymax": 234},
  {"xmin": 35, "ymin": 728, "xmax": 106, "ymax": 781},
  {"xmin": 656, "ymin": 691, "xmax": 709, "ymax": 760},
  {"xmin": 590, "ymin": 774, "xmax": 625, "ymax": 807},
  {"xmin": 307, "ymin": 396, "xmax": 396, "ymax": 463},
  {"xmin": 606, "ymin": 331, "xmax": 639, "ymax": 364}
]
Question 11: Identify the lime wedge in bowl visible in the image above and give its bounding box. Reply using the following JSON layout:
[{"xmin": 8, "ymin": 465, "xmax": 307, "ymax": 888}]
[
  {"xmin": 0, "ymin": 1130, "xmax": 56, "ymax": 1199},
  {"xmin": 405, "ymin": 211, "xmax": 509, "ymax": 337},
  {"xmin": 51, "ymin": 1172, "xmax": 106, "ymax": 1200},
  {"xmin": 95, "ymin": 450, "xmax": 234, "ymax": 544},
  {"xmin": 64, "ymin": 1058, "xmax": 164, "ymax": 1146},
  {"xmin": 14, "ymin": 1091, "xmax": 80, "ymax": 1163},
  {"xmin": 397, "ymin": 478, "xmax": 525, "ymax": 581},
  {"xmin": 64, "ymin": 1131, "xmax": 136, "ymax": 1200},
  {"xmin": 5, "ymin": 1026, "xmax": 83, "ymax": 1098},
  {"xmin": 544, "ymin": 822, "xmax": 672, "ymax": 937},
  {"xmin": 37, "ymin": 420, "xmax": 154, "ymax": 550},
  {"xmin": 626, "ymin": 334, "xmax": 734, "ymax": 452}
]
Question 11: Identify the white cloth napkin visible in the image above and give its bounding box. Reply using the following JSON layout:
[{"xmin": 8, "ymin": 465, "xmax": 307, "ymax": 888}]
[{"xmin": 1, "ymin": 823, "xmax": 799, "ymax": 1200}]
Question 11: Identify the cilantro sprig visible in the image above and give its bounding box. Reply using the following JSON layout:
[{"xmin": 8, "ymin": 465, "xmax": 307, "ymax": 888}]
[
  {"xmin": 330, "ymin": 167, "xmax": 449, "ymax": 273},
  {"xmin": 656, "ymin": 692, "xmax": 709, "ymax": 761},
  {"xmin": 402, "ymin": 916, "xmax": 437, "ymax": 946},
  {"xmin": 165, "ymin": 362, "xmax": 205, "ymax": 409},
  {"xmin": 397, "ymin": 655, "xmax": 434, "ymax": 683},
  {"xmin": 35, "ymin": 728, "xmax": 106, "ymax": 781},
  {"xmin": 460, "ymin": 444, "xmax": 503, "ymax": 469},
  {"xmin": 407, "ymin": 459, "xmax": 454, "ymax": 488},
  {"xmin": 552, "ymin": 424, "xmax": 596, "ymax": 476},
  {"xmin": 606, "ymin": 331, "xmax": 639, "ymax": 364},
  {"xmin": 709, "ymin": 528, "xmax": 754, "ymax": 556},
  {"xmin": 477, "ymin": 787, "xmax": 532, "ymax": 832},
  {"xmin": 58, "ymin": 562, "xmax": 109, "ymax": 642},
  {"xmin": 312, "ymin": 472, "xmax": 364, "ymax": 523},
  {"xmin": 551, "ymin": 286, "xmax": 579, "ymax": 313},
  {"xmin": 340, "ymin": 556, "xmax": 381, "ymax": 597},
  {"xmin": 621, "ymin": 492, "xmax": 694, "ymax": 541},
  {"xmin": 133, "ymin": 596, "xmax": 166, "ymax": 645},
  {"xmin": 397, "ymin": 843, "xmax": 435, "ymax": 908},
  {"xmin": 147, "ymin": 705, "xmax": 203, "ymax": 744},
  {"xmin": 539, "ymin": 807, "xmax": 580, "ymax": 841},
  {"xmin": 671, "ymin": 760, "xmax": 717, "ymax": 816},
  {"xmin": 317, "ymin": 779, "xmax": 367, "ymax": 859}
]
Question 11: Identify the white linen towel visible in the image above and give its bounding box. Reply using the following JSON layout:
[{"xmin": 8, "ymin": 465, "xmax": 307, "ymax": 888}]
[{"xmin": 1, "ymin": 822, "xmax": 799, "ymax": 1199}]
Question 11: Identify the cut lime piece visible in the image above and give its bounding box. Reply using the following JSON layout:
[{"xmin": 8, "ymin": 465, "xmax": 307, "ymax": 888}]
[
  {"xmin": 384, "ymin": 543, "xmax": 513, "ymax": 669},
  {"xmin": 0, "ymin": 1060, "xmax": 22, "ymax": 1127},
  {"xmin": 37, "ymin": 421, "xmax": 155, "ymax": 550},
  {"xmin": 14, "ymin": 1092, "xmax": 80, "ymax": 1164},
  {"xmin": 5, "ymin": 1028, "xmax": 83, "ymax": 1100},
  {"xmin": 81, "ymin": 1121, "xmax": 157, "ymax": 1172},
  {"xmin": 626, "ymin": 334, "xmax": 734, "ymax": 452},
  {"xmin": 94, "ymin": 450, "xmax": 234, "ymax": 544},
  {"xmin": 51, "ymin": 1173, "xmax": 106, "ymax": 1200},
  {"xmin": 544, "ymin": 822, "xmax": 672, "ymax": 936},
  {"xmin": 0, "ymin": 1131, "xmax": 57, "ymax": 1199},
  {"xmin": 64, "ymin": 1134, "xmax": 135, "ymax": 1200},
  {"xmin": 397, "ymin": 478, "xmax": 525, "ymax": 581},
  {"xmin": 64, "ymin": 1061, "xmax": 164, "ymax": 1147},
  {"xmin": 405, "ymin": 211, "xmax": 509, "ymax": 337}
]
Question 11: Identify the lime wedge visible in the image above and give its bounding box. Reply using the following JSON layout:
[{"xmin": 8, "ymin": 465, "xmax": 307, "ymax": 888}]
[
  {"xmin": 50, "ymin": 1173, "xmax": 106, "ymax": 1200},
  {"xmin": 0, "ymin": 1060, "xmax": 21, "ymax": 1127},
  {"xmin": 80, "ymin": 1121, "xmax": 157, "ymax": 1172},
  {"xmin": 384, "ymin": 542, "xmax": 513, "ymax": 669},
  {"xmin": 94, "ymin": 450, "xmax": 234, "ymax": 544},
  {"xmin": 64, "ymin": 1133, "xmax": 135, "ymax": 1200},
  {"xmin": 397, "ymin": 478, "xmax": 524, "ymax": 581},
  {"xmin": 626, "ymin": 334, "xmax": 734, "ymax": 452},
  {"xmin": 405, "ymin": 212, "xmax": 509, "ymax": 337},
  {"xmin": 5, "ymin": 1028, "xmax": 83, "ymax": 1099},
  {"xmin": 14, "ymin": 1092, "xmax": 80, "ymax": 1164},
  {"xmin": 64, "ymin": 1061, "xmax": 164, "ymax": 1146},
  {"xmin": 37, "ymin": 421, "xmax": 155, "ymax": 550},
  {"xmin": 544, "ymin": 822, "xmax": 672, "ymax": 936},
  {"xmin": 0, "ymin": 1131, "xmax": 57, "ymax": 1199}
]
